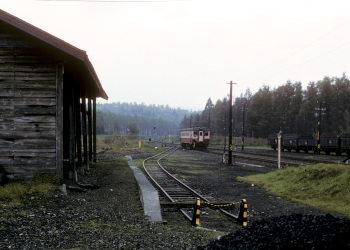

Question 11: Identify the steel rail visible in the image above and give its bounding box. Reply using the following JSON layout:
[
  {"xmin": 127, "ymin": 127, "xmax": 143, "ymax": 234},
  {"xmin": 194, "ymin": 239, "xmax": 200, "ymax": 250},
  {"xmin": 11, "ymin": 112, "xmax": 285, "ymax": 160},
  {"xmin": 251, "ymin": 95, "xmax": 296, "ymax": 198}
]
[
  {"xmin": 206, "ymin": 147, "xmax": 306, "ymax": 166},
  {"xmin": 142, "ymin": 147, "xmax": 177, "ymax": 202},
  {"xmin": 207, "ymin": 146, "xmax": 341, "ymax": 166},
  {"xmin": 143, "ymin": 146, "xmax": 238, "ymax": 223},
  {"xmin": 143, "ymin": 147, "xmax": 194, "ymax": 221},
  {"xmin": 156, "ymin": 148, "xmax": 239, "ymax": 219}
]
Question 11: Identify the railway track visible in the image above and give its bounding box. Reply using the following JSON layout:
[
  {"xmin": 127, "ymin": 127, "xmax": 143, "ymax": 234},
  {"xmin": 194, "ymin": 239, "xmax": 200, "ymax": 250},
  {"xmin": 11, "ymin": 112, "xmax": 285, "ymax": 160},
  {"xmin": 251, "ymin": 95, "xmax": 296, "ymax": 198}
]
[
  {"xmin": 206, "ymin": 147, "xmax": 342, "ymax": 167},
  {"xmin": 143, "ymin": 146, "xmax": 247, "ymax": 228},
  {"xmin": 206, "ymin": 147, "xmax": 303, "ymax": 167}
]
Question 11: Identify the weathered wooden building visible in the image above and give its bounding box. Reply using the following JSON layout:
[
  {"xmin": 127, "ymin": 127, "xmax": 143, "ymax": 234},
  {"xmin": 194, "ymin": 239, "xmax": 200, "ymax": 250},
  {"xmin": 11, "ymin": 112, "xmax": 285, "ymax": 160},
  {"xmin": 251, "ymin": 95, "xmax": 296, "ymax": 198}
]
[{"xmin": 0, "ymin": 9, "xmax": 108, "ymax": 180}]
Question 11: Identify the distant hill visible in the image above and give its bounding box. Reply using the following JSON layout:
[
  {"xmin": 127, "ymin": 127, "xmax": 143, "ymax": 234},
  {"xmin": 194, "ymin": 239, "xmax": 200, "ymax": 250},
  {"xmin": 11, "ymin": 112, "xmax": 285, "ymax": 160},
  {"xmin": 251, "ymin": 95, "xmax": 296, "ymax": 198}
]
[
  {"xmin": 97, "ymin": 102, "xmax": 191, "ymax": 121},
  {"xmin": 96, "ymin": 102, "xmax": 195, "ymax": 136}
]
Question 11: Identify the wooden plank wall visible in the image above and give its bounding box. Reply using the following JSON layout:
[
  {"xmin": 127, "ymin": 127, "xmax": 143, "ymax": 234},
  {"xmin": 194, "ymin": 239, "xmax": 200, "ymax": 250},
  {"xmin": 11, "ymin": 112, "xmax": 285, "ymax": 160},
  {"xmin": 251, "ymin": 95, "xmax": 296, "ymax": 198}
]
[{"xmin": 0, "ymin": 24, "xmax": 57, "ymax": 179}]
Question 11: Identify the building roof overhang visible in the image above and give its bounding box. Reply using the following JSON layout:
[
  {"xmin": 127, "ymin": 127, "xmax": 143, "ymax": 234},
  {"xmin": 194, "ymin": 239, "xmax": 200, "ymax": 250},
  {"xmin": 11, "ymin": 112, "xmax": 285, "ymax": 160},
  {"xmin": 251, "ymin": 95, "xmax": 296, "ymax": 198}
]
[{"xmin": 0, "ymin": 9, "xmax": 108, "ymax": 100}]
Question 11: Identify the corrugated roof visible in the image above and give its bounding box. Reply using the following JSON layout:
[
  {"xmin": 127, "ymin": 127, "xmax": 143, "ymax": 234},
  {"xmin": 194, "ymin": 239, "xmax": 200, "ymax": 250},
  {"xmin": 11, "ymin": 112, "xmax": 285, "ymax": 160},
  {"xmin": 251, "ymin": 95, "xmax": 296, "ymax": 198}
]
[{"xmin": 0, "ymin": 8, "xmax": 108, "ymax": 100}]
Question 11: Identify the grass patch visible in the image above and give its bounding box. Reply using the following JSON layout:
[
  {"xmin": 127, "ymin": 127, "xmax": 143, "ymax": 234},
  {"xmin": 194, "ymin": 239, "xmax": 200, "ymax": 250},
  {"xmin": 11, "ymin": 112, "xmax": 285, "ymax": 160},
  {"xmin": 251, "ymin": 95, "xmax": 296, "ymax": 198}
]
[
  {"xmin": 175, "ymin": 169, "xmax": 214, "ymax": 175},
  {"xmin": 0, "ymin": 173, "xmax": 60, "ymax": 208},
  {"xmin": 210, "ymin": 136, "xmax": 268, "ymax": 149},
  {"xmin": 133, "ymin": 159, "xmax": 144, "ymax": 167},
  {"xmin": 97, "ymin": 134, "xmax": 166, "ymax": 154},
  {"xmin": 237, "ymin": 164, "xmax": 350, "ymax": 217}
]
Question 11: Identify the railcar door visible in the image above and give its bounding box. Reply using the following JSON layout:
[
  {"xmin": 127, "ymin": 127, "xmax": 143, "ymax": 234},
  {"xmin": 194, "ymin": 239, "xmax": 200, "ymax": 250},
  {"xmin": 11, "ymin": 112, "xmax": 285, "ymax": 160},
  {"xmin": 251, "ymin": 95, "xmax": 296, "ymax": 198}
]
[{"xmin": 199, "ymin": 130, "xmax": 204, "ymax": 142}]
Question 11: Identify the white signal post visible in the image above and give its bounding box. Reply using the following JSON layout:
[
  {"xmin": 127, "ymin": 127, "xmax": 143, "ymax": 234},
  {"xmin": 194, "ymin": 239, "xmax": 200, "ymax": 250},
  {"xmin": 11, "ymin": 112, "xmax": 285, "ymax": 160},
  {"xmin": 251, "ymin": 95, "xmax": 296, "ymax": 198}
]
[{"xmin": 278, "ymin": 131, "xmax": 282, "ymax": 169}]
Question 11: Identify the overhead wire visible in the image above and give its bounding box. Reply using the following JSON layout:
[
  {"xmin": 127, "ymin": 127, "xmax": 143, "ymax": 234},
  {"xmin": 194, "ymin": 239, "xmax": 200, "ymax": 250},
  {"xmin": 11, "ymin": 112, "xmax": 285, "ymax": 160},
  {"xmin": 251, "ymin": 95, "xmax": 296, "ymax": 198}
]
[
  {"xmin": 237, "ymin": 18, "xmax": 350, "ymax": 85},
  {"xmin": 260, "ymin": 40, "xmax": 350, "ymax": 82},
  {"xmin": 37, "ymin": 0, "xmax": 188, "ymax": 2},
  {"xmin": 34, "ymin": 0, "xmax": 350, "ymax": 88}
]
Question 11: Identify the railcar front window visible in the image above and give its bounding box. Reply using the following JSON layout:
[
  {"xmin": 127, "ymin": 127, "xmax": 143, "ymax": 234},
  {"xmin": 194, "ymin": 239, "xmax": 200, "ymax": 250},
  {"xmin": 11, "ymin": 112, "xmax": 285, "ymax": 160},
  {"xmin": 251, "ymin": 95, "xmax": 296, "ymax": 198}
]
[{"xmin": 194, "ymin": 132, "xmax": 198, "ymax": 137}]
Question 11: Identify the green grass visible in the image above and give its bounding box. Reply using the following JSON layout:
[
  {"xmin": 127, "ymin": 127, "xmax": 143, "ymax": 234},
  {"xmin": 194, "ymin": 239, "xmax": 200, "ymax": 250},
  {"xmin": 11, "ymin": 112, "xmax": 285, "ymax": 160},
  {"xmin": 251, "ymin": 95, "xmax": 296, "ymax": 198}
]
[
  {"xmin": 237, "ymin": 164, "xmax": 350, "ymax": 217},
  {"xmin": 210, "ymin": 135, "xmax": 268, "ymax": 148},
  {"xmin": 0, "ymin": 135, "xmax": 164, "ymax": 208},
  {"xmin": 0, "ymin": 173, "xmax": 60, "ymax": 208},
  {"xmin": 97, "ymin": 134, "xmax": 166, "ymax": 154}
]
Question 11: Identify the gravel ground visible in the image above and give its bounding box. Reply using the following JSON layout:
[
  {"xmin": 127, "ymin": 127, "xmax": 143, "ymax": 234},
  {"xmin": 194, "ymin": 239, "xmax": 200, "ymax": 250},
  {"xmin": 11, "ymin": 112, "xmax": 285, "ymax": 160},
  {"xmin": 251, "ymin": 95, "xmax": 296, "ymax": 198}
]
[
  {"xmin": 0, "ymin": 154, "xmax": 219, "ymax": 249},
  {"xmin": 162, "ymin": 149, "xmax": 335, "ymax": 222},
  {"xmin": 1, "ymin": 149, "xmax": 349, "ymax": 249},
  {"xmin": 162, "ymin": 149, "xmax": 350, "ymax": 249}
]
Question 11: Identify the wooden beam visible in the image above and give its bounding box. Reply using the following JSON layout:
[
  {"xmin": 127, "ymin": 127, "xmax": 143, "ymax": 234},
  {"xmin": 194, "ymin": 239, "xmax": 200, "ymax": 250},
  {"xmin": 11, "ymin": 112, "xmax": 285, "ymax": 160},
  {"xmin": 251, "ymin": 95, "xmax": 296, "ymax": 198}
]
[
  {"xmin": 93, "ymin": 97, "xmax": 96, "ymax": 163},
  {"xmin": 81, "ymin": 91, "xmax": 88, "ymax": 170},
  {"xmin": 55, "ymin": 63, "xmax": 64, "ymax": 178},
  {"xmin": 68, "ymin": 86, "xmax": 76, "ymax": 179},
  {"xmin": 75, "ymin": 86, "xmax": 82, "ymax": 179},
  {"xmin": 88, "ymin": 98, "xmax": 92, "ymax": 163}
]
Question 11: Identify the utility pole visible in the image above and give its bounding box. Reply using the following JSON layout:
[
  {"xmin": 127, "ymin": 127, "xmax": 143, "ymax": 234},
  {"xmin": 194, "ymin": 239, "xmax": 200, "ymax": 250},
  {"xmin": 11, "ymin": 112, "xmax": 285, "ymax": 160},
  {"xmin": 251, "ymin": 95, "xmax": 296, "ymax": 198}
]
[
  {"xmin": 223, "ymin": 107, "xmax": 227, "ymax": 153},
  {"xmin": 241, "ymin": 99, "xmax": 246, "ymax": 151},
  {"xmin": 227, "ymin": 81, "xmax": 236, "ymax": 164}
]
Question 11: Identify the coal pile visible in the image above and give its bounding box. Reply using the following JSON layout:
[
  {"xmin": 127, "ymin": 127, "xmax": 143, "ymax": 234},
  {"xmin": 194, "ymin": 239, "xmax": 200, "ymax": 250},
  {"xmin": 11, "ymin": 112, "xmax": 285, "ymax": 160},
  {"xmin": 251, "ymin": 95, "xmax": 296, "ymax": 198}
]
[{"xmin": 199, "ymin": 214, "xmax": 350, "ymax": 249}]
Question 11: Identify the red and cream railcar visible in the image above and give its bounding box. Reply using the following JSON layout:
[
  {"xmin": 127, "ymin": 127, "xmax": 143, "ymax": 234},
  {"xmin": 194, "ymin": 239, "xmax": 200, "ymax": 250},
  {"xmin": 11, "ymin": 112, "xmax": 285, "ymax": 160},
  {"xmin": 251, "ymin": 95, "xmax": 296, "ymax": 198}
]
[{"xmin": 180, "ymin": 127, "xmax": 210, "ymax": 149}]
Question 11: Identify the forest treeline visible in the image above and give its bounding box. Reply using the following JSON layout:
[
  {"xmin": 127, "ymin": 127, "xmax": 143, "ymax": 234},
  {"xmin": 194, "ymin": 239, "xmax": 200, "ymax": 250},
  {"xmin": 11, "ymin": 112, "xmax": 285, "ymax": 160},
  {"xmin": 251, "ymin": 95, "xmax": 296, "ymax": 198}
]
[
  {"xmin": 96, "ymin": 102, "xmax": 194, "ymax": 136},
  {"xmin": 97, "ymin": 74, "xmax": 350, "ymax": 139},
  {"xmin": 180, "ymin": 74, "xmax": 350, "ymax": 139}
]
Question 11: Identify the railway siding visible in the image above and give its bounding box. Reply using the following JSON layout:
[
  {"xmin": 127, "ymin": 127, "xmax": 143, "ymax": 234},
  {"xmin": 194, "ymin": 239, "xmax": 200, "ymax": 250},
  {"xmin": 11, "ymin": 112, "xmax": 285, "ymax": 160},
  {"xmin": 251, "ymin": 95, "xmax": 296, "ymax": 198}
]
[
  {"xmin": 126, "ymin": 155, "xmax": 163, "ymax": 222},
  {"xmin": 161, "ymin": 149, "xmax": 343, "ymax": 225},
  {"xmin": 141, "ymin": 147, "xmax": 249, "ymax": 230}
]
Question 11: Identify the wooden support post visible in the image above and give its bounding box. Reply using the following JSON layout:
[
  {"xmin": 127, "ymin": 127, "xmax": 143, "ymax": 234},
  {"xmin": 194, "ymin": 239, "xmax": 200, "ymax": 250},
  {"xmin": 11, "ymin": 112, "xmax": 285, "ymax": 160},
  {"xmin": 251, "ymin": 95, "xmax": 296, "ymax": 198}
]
[
  {"xmin": 75, "ymin": 88, "xmax": 82, "ymax": 178},
  {"xmin": 93, "ymin": 97, "xmax": 97, "ymax": 163},
  {"xmin": 68, "ymin": 87, "xmax": 76, "ymax": 180},
  {"xmin": 88, "ymin": 98, "xmax": 92, "ymax": 164},
  {"xmin": 81, "ymin": 91, "xmax": 88, "ymax": 171},
  {"xmin": 56, "ymin": 63, "xmax": 64, "ymax": 178}
]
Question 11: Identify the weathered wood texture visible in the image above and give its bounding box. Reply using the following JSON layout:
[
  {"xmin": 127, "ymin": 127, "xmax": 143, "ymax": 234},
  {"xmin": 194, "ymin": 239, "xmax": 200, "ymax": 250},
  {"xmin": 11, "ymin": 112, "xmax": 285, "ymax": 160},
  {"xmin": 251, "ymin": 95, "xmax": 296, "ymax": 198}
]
[
  {"xmin": 56, "ymin": 63, "xmax": 64, "ymax": 177},
  {"xmin": 0, "ymin": 18, "xmax": 102, "ymax": 181},
  {"xmin": 0, "ymin": 23, "xmax": 57, "ymax": 179}
]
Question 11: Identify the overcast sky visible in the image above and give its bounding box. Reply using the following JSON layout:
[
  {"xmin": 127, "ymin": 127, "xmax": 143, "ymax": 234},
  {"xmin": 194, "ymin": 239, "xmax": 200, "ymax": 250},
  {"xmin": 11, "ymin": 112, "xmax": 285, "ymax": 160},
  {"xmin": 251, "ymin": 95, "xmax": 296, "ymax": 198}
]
[{"xmin": 2, "ymin": 0, "xmax": 350, "ymax": 110}]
